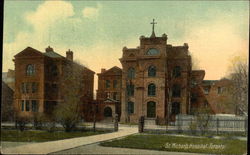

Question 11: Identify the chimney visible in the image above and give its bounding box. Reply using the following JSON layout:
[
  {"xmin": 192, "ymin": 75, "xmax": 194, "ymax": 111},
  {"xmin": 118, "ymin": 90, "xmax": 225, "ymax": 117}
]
[
  {"xmin": 101, "ymin": 68, "xmax": 106, "ymax": 73},
  {"xmin": 45, "ymin": 46, "xmax": 54, "ymax": 52},
  {"xmin": 66, "ymin": 49, "xmax": 73, "ymax": 61}
]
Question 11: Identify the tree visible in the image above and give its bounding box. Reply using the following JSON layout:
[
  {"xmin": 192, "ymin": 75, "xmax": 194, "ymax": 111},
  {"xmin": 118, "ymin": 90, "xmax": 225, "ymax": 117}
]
[
  {"xmin": 227, "ymin": 54, "xmax": 248, "ymax": 115},
  {"xmin": 54, "ymin": 61, "xmax": 84, "ymax": 132}
]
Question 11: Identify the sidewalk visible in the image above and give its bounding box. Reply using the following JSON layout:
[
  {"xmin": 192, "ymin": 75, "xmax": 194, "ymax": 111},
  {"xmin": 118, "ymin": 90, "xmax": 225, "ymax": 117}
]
[{"xmin": 1, "ymin": 127, "xmax": 138, "ymax": 154}]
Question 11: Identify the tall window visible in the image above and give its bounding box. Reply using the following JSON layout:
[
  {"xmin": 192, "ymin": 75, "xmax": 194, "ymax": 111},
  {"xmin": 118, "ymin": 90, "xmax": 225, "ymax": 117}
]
[
  {"xmin": 172, "ymin": 102, "xmax": 180, "ymax": 115},
  {"xmin": 128, "ymin": 68, "xmax": 135, "ymax": 79},
  {"xmin": 127, "ymin": 84, "xmax": 134, "ymax": 96},
  {"xmin": 32, "ymin": 100, "xmax": 38, "ymax": 112},
  {"xmin": 217, "ymin": 87, "xmax": 222, "ymax": 94},
  {"xmin": 148, "ymin": 83, "xmax": 156, "ymax": 96},
  {"xmin": 25, "ymin": 100, "xmax": 30, "ymax": 111},
  {"xmin": 173, "ymin": 66, "xmax": 181, "ymax": 78},
  {"xmin": 148, "ymin": 66, "xmax": 156, "ymax": 77},
  {"xmin": 21, "ymin": 83, "xmax": 29, "ymax": 93},
  {"xmin": 113, "ymin": 92, "xmax": 117, "ymax": 100},
  {"xmin": 172, "ymin": 84, "xmax": 181, "ymax": 97},
  {"xmin": 51, "ymin": 65, "xmax": 58, "ymax": 76},
  {"xmin": 106, "ymin": 80, "xmax": 110, "ymax": 88},
  {"xmin": 113, "ymin": 80, "xmax": 118, "ymax": 88},
  {"xmin": 128, "ymin": 101, "xmax": 134, "ymax": 114},
  {"xmin": 26, "ymin": 64, "xmax": 35, "ymax": 76},
  {"xmin": 32, "ymin": 82, "xmax": 38, "ymax": 93},
  {"xmin": 21, "ymin": 100, "xmax": 25, "ymax": 111}
]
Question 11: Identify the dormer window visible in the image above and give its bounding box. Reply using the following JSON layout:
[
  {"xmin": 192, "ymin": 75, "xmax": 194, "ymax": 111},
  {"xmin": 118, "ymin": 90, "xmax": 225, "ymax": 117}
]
[
  {"xmin": 146, "ymin": 48, "xmax": 159, "ymax": 55},
  {"xmin": 26, "ymin": 64, "xmax": 35, "ymax": 76}
]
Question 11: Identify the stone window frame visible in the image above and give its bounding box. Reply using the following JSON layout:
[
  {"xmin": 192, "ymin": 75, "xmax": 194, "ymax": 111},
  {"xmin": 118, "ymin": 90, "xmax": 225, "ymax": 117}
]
[
  {"xmin": 127, "ymin": 84, "xmax": 134, "ymax": 96},
  {"xmin": 148, "ymin": 83, "xmax": 156, "ymax": 96},
  {"xmin": 26, "ymin": 64, "xmax": 35, "ymax": 76},
  {"xmin": 127, "ymin": 67, "xmax": 135, "ymax": 79},
  {"xmin": 148, "ymin": 65, "xmax": 156, "ymax": 77},
  {"xmin": 128, "ymin": 101, "xmax": 134, "ymax": 114}
]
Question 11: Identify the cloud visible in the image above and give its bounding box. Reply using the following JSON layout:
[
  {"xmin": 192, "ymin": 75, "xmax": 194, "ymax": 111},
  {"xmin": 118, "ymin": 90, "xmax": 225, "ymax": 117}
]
[
  {"xmin": 3, "ymin": 0, "xmax": 76, "ymax": 72},
  {"xmin": 182, "ymin": 16, "xmax": 248, "ymax": 80},
  {"xmin": 82, "ymin": 5, "xmax": 101, "ymax": 19}
]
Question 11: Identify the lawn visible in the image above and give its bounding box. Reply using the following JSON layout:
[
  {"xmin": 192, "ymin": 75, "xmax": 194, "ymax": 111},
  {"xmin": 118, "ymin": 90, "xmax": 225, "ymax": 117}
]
[
  {"xmin": 1, "ymin": 129, "xmax": 109, "ymax": 142},
  {"xmin": 100, "ymin": 134, "xmax": 247, "ymax": 155}
]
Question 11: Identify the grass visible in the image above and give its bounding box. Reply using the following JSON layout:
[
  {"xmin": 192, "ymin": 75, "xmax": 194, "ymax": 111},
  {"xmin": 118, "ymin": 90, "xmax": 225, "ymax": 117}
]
[
  {"xmin": 1, "ymin": 129, "xmax": 110, "ymax": 142},
  {"xmin": 100, "ymin": 134, "xmax": 247, "ymax": 155}
]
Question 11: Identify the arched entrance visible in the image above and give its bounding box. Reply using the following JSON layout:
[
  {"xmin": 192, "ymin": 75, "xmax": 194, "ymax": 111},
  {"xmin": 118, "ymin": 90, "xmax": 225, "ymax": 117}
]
[
  {"xmin": 147, "ymin": 101, "xmax": 156, "ymax": 118},
  {"xmin": 104, "ymin": 107, "xmax": 112, "ymax": 117}
]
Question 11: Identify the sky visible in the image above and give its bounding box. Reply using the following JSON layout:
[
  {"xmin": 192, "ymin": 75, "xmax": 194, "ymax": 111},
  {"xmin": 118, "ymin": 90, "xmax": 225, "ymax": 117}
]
[{"xmin": 3, "ymin": 0, "xmax": 249, "ymax": 92}]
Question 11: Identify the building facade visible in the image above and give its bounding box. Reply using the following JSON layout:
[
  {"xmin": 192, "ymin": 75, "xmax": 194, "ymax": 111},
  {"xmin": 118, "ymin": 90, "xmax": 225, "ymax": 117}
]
[
  {"xmin": 13, "ymin": 46, "xmax": 94, "ymax": 119},
  {"xmin": 96, "ymin": 66, "xmax": 122, "ymax": 121},
  {"xmin": 119, "ymin": 28, "xmax": 211, "ymax": 124}
]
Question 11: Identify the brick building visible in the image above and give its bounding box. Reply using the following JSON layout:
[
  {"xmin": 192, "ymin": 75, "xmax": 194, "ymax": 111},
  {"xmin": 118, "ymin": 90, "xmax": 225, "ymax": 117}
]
[
  {"xmin": 13, "ymin": 46, "xmax": 94, "ymax": 119},
  {"xmin": 119, "ymin": 22, "xmax": 212, "ymax": 124},
  {"xmin": 95, "ymin": 66, "xmax": 122, "ymax": 121}
]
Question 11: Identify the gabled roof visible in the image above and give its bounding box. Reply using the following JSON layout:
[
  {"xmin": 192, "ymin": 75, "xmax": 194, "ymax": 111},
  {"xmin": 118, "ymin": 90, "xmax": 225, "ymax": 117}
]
[
  {"xmin": 104, "ymin": 98, "xmax": 119, "ymax": 103},
  {"xmin": 14, "ymin": 47, "xmax": 44, "ymax": 57},
  {"xmin": 98, "ymin": 66, "xmax": 122, "ymax": 75}
]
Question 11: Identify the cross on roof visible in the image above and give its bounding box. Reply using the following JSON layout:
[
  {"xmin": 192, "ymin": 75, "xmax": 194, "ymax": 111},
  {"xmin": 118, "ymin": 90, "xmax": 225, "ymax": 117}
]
[{"xmin": 150, "ymin": 19, "xmax": 157, "ymax": 38}]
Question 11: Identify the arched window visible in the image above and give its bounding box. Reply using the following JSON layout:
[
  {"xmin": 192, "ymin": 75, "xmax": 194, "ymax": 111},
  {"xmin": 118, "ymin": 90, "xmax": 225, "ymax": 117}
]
[
  {"xmin": 128, "ymin": 101, "xmax": 134, "ymax": 114},
  {"xmin": 26, "ymin": 64, "xmax": 35, "ymax": 76},
  {"xmin": 127, "ymin": 67, "xmax": 135, "ymax": 79},
  {"xmin": 127, "ymin": 84, "xmax": 134, "ymax": 96},
  {"xmin": 173, "ymin": 66, "xmax": 181, "ymax": 78},
  {"xmin": 172, "ymin": 84, "xmax": 181, "ymax": 97},
  {"xmin": 104, "ymin": 107, "xmax": 112, "ymax": 117},
  {"xmin": 148, "ymin": 66, "xmax": 156, "ymax": 77},
  {"xmin": 148, "ymin": 83, "xmax": 156, "ymax": 96},
  {"xmin": 106, "ymin": 80, "xmax": 110, "ymax": 88},
  {"xmin": 146, "ymin": 48, "xmax": 160, "ymax": 55}
]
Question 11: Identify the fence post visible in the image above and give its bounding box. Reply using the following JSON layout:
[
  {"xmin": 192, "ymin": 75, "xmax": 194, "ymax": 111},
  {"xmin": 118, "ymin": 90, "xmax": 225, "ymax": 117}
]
[
  {"xmin": 138, "ymin": 116, "xmax": 144, "ymax": 133},
  {"xmin": 216, "ymin": 118, "xmax": 219, "ymax": 135},
  {"xmin": 114, "ymin": 114, "xmax": 119, "ymax": 132}
]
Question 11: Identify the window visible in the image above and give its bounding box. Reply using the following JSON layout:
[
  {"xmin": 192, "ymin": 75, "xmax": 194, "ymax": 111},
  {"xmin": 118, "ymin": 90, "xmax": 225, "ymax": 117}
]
[
  {"xmin": 113, "ymin": 92, "xmax": 117, "ymax": 100},
  {"xmin": 113, "ymin": 80, "xmax": 118, "ymax": 88},
  {"xmin": 128, "ymin": 101, "xmax": 134, "ymax": 114},
  {"xmin": 26, "ymin": 64, "xmax": 35, "ymax": 76},
  {"xmin": 172, "ymin": 84, "xmax": 181, "ymax": 97},
  {"xmin": 106, "ymin": 80, "xmax": 110, "ymax": 88},
  {"xmin": 172, "ymin": 102, "xmax": 180, "ymax": 115},
  {"xmin": 204, "ymin": 87, "xmax": 210, "ymax": 95},
  {"xmin": 173, "ymin": 66, "xmax": 181, "ymax": 78},
  {"xmin": 148, "ymin": 83, "xmax": 156, "ymax": 96},
  {"xmin": 51, "ymin": 84, "xmax": 58, "ymax": 93},
  {"xmin": 218, "ymin": 87, "xmax": 222, "ymax": 94},
  {"xmin": 32, "ymin": 82, "xmax": 38, "ymax": 93},
  {"xmin": 21, "ymin": 83, "xmax": 29, "ymax": 93},
  {"xmin": 21, "ymin": 100, "xmax": 25, "ymax": 111},
  {"xmin": 32, "ymin": 100, "xmax": 38, "ymax": 112},
  {"xmin": 148, "ymin": 66, "xmax": 156, "ymax": 77},
  {"xmin": 128, "ymin": 68, "xmax": 135, "ymax": 79},
  {"xmin": 146, "ymin": 48, "xmax": 160, "ymax": 55},
  {"xmin": 51, "ymin": 65, "xmax": 58, "ymax": 76},
  {"xmin": 25, "ymin": 100, "xmax": 30, "ymax": 111},
  {"xmin": 127, "ymin": 84, "xmax": 134, "ymax": 96}
]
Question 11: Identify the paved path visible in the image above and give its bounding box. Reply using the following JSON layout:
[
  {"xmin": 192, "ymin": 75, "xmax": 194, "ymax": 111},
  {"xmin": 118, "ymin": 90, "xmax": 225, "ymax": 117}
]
[
  {"xmin": 52, "ymin": 143, "xmax": 206, "ymax": 155},
  {"xmin": 1, "ymin": 127, "xmax": 138, "ymax": 154}
]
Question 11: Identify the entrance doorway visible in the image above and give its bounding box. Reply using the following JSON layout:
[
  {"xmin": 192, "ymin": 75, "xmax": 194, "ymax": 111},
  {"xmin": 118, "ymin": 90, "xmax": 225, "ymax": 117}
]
[
  {"xmin": 104, "ymin": 107, "xmax": 112, "ymax": 117},
  {"xmin": 147, "ymin": 101, "xmax": 156, "ymax": 118}
]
